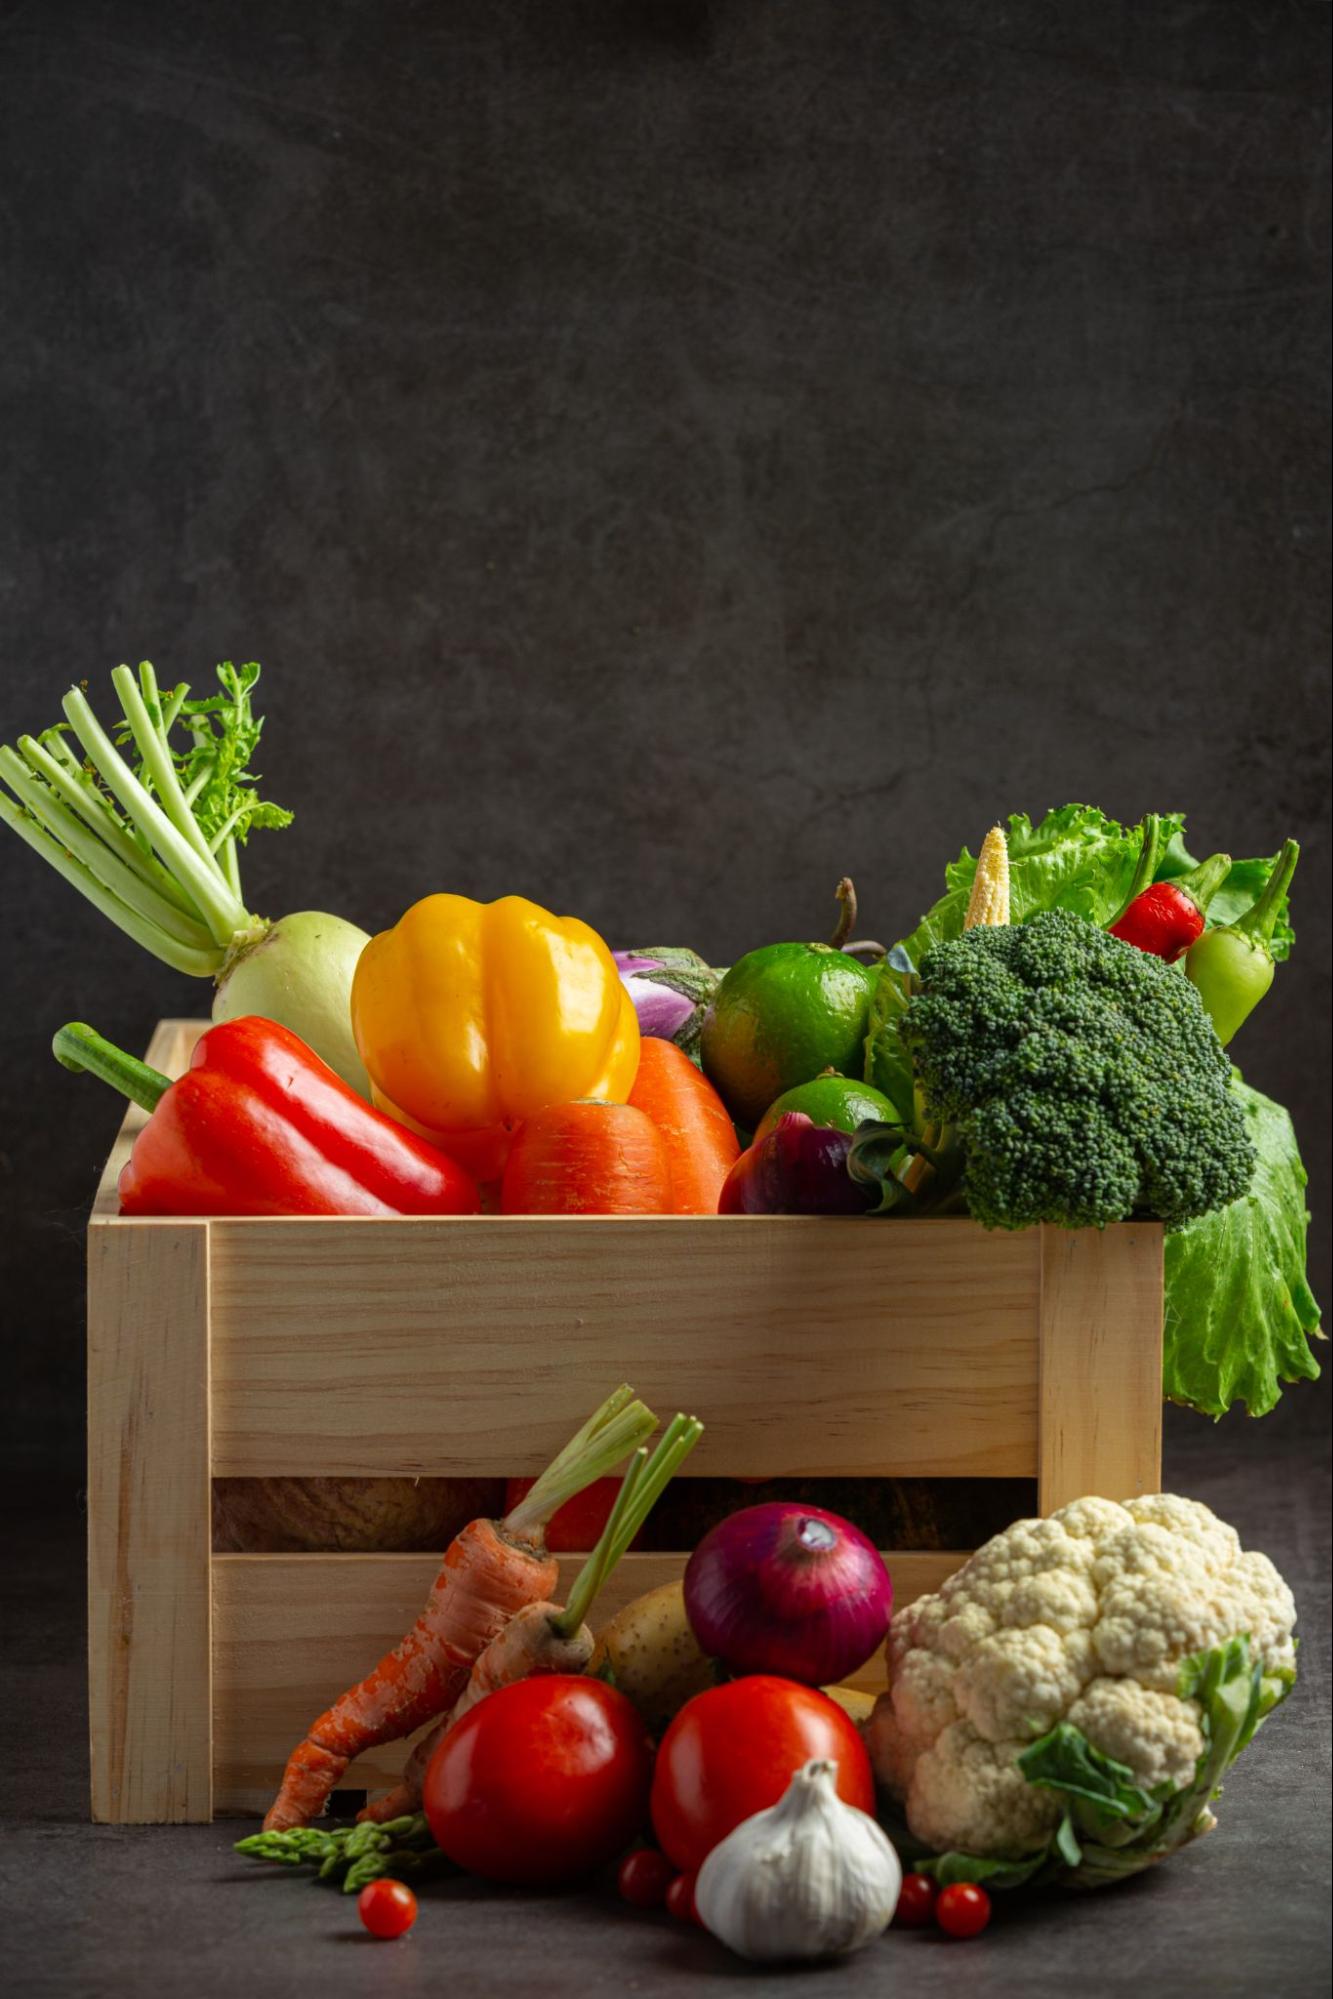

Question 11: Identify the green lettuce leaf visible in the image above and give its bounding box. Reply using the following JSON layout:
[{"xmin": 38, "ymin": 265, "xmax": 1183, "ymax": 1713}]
[
  {"xmin": 896, "ymin": 803, "xmax": 1295, "ymax": 972},
  {"xmin": 1163, "ymin": 1077, "xmax": 1322, "ymax": 1418}
]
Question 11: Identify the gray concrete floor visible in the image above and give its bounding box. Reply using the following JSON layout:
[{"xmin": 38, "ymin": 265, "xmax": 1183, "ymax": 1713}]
[{"xmin": 3, "ymin": 1414, "xmax": 1329, "ymax": 1999}]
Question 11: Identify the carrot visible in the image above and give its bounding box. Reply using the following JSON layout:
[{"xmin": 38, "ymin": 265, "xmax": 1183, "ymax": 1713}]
[
  {"xmin": 499, "ymin": 1099, "xmax": 672, "ymax": 1214},
  {"xmin": 360, "ymin": 1414, "xmax": 703, "ymax": 1823},
  {"xmin": 262, "ymin": 1385, "xmax": 656, "ymax": 1831},
  {"xmin": 628, "ymin": 1036, "xmax": 740, "ymax": 1213}
]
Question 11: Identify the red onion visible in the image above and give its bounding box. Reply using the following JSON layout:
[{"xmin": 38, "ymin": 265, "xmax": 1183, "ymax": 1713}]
[
  {"xmin": 684, "ymin": 1501, "xmax": 893, "ymax": 1686},
  {"xmin": 719, "ymin": 1112, "xmax": 877, "ymax": 1215}
]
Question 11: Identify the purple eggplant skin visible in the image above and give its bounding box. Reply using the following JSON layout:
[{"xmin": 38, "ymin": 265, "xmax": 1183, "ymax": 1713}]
[
  {"xmin": 615, "ymin": 954, "xmax": 698, "ymax": 1040},
  {"xmin": 614, "ymin": 947, "xmax": 722, "ymax": 1058},
  {"xmin": 719, "ymin": 1112, "xmax": 877, "ymax": 1215}
]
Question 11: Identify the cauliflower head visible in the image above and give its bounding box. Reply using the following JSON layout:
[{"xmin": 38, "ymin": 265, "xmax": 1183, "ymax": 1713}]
[{"xmin": 866, "ymin": 1494, "xmax": 1296, "ymax": 1886}]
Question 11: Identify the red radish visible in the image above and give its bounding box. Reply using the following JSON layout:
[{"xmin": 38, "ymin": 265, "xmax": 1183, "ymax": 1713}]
[{"xmin": 684, "ymin": 1501, "xmax": 892, "ymax": 1686}]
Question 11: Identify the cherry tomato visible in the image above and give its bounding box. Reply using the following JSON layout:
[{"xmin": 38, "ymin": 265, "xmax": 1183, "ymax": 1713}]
[
  {"xmin": 665, "ymin": 1871, "xmax": 701, "ymax": 1925},
  {"xmin": 894, "ymin": 1872, "xmax": 939, "ymax": 1928},
  {"xmin": 650, "ymin": 1675, "xmax": 875, "ymax": 1874},
  {"xmin": 617, "ymin": 1847, "xmax": 676, "ymax": 1909},
  {"xmin": 423, "ymin": 1674, "xmax": 653, "ymax": 1886},
  {"xmin": 503, "ymin": 1477, "xmax": 634, "ymax": 1552},
  {"xmin": 357, "ymin": 1878, "xmax": 417, "ymax": 1939},
  {"xmin": 935, "ymin": 1882, "xmax": 992, "ymax": 1939}
]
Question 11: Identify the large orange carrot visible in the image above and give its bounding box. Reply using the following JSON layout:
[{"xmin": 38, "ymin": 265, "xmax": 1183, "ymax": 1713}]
[
  {"xmin": 499, "ymin": 1099, "xmax": 672, "ymax": 1214},
  {"xmin": 360, "ymin": 1414, "xmax": 702, "ymax": 1823},
  {"xmin": 628, "ymin": 1037, "xmax": 740, "ymax": 1213},
  {"xmin": 262, "ymin": 1386, "xmax": 656, "ymax": 1830}
]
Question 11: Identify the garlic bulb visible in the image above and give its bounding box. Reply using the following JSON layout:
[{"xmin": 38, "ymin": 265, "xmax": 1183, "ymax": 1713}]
[{"xmin": 695, "ymin": 1758, "xmax": 902, "ymax": 1963}]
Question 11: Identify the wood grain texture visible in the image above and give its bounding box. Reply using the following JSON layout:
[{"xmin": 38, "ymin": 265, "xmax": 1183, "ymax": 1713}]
[
  {"xmin": 207, "ymin": 1217, "xmax": 1041, "ymax": 1479},
  {"xmin": 1037, "ymin": 1223, "xmax": 1164, "ymax": 1512},
  {"xmin": 87, "ymin": 1219, "xmax": 213, "ymax": 1822},
  {"xmin": 210, "ymin": 1547, "xmax": 965, "ymax": 1811}
]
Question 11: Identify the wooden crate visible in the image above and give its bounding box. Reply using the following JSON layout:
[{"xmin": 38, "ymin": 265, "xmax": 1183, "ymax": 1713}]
[{"xmin": 86, "ymin": 1021, "xmax": 1163, "ymax": 1823}]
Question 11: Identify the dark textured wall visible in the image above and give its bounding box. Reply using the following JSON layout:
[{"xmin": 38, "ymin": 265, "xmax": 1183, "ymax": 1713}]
[{"xmin": 1, "ymin": 1, "xmax": 1328, "ymax": 1477}]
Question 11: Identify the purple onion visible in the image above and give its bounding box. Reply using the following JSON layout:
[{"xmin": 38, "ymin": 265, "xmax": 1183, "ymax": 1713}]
[
  {"xmin": 719, "ymin": 1112, "xmax": 876, "ymax": 1215},
  {"xmin": 685, "ymin": 1501, "xmax": 894, "ymax": 1686}
]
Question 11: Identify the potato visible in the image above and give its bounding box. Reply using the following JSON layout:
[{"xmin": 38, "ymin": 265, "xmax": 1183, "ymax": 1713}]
[
  {"xmin": 590, "ymin": 1581, "xmax": 716, "ymax": 1735},
  {"xmin": 592, "ymin": 1582, "xmax": 885, "ymax": 1737}
]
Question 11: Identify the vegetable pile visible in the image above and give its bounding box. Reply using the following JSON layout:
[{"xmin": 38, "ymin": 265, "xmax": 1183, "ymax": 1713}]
[
  {"xmin": 0, "ymin": 662, "xmax": 1318, "ymax": 1957},
  {"xmin": 235, "ymin": 1480, "xmax": 1300, "ymax": 1965},
  {"xmin": 6, "ymin": 663, "xmax": 1318, "ymax": 1419}
]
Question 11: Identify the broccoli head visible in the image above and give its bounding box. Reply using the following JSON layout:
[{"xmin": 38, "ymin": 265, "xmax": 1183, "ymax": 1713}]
[{"xmin": 903, "ymin": 909, "xmax": 1256, "ymax": 1231}]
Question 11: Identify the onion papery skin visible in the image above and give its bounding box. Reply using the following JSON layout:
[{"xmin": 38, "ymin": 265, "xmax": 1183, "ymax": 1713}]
[
  {"xmin": 719, "ymin": 1113, "xmax": 876, "ymax": 1215},
  {"xmin": 684, "ymin": 1503, "xmax": 893, "ymax": 1687}
]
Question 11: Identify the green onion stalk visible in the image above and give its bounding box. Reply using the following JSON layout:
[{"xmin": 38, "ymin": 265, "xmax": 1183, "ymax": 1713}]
[{"xmin": 0, "ymin": 662, "xmax": 371, "ymax": 1092}]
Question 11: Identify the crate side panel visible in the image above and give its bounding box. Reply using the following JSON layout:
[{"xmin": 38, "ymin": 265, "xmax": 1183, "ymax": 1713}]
[
  {"xmin": 1038, "ymin": 1223, "xmax": 1164, "ymax": 1511},
  {"xmin": 208, "ymin": 1219, "xmax": 1040, "ymax": 1479},
  {"xmin": 88, "ymin": 1220, "xmax": 213, "ymax": 1821},
  {"xmin": 211, "ymin": 1547, "xmax": 965, "ymax": 1810}
]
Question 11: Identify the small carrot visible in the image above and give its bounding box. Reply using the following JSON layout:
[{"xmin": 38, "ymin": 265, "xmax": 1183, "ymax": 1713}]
[
  {"xmin": 499, "ymin": 1099, "xmax": 672, "ymax": 1214},
  {"xmin": 628, "ymin": 1037, "xmax": 740, "ymax": 1214},
  {"xmin": 262, "ymin": 1385, "xmax": 656, "ymax": 1831},
  {"xmin": 361, "ymin": 1414, "xmax": 703, "ymax": 1823}
]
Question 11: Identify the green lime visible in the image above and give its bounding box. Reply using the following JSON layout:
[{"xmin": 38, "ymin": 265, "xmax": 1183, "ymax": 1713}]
[
  {"xmin": 754, "ymin": 1073, "xmax": 903, "ymax": 1144},
  {"xmin": 700, "ymin": 943, "xmax": 877, "ymax": 1129}
]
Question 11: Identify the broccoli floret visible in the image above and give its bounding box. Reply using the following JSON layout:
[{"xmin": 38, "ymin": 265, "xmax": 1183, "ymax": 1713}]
[{"xmin": 903, "ymin": 909, "xmax": 1256, "ymax": 1231}]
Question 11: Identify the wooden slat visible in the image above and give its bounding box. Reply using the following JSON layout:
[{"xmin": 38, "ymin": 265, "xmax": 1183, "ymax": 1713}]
[
  {"xmin": 1037, "ymin": 1224, "xmax": 1163, "ymax": 1511},
  {"xmin": 87, "ymin": 1219, "xmax": 213, "ymax": 1821},
  {"xmin": 207, "ymin": 1218, "xmax": 1040, "ymax": 1480},
  {"xmin": 211, "ymin": 1547, "xmax": 965, "ymax": 1812},
  {"xmin": 91, "ymin": 1019, "xmax": 204, "ymax": 1216}
]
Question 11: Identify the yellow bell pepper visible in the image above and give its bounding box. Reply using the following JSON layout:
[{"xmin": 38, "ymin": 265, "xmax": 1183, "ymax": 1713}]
[{"xmin": 350, "ymin": 893, "xmax": 640, "ymax": 1179}]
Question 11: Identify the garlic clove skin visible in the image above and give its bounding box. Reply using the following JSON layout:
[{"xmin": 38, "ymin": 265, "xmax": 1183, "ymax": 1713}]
[{"xmin": 695, "ymin": 1758, "xmax": 902, "ymax": 1963}]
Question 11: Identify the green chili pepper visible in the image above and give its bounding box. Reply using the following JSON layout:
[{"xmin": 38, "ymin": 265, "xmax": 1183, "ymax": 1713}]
[{"xmin": 1185, "ymin": 839, "xmax": 1300, "ymax": 1045}]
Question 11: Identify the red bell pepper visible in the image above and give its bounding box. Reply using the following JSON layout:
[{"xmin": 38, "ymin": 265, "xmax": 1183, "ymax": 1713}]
[
  {"xmin": 1107, "ymin": 814, "xmax": 1232, "ymax": 964},
  {"xmin": 54, "ymin": 1016, "xmax": 480, "ymax": 1216}
]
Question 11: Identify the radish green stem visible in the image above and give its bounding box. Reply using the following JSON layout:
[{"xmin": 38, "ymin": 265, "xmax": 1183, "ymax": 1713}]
[
  {"xmin": 552, "ymin": 1412, "xmax": 704, "ymax": 1639},
  {"xmin": 17, "ymin": 732, "xmax": 196, "ymax": 910},
  {"xmin": 60, "ymin": 685, "xmax": 249, "ymax": 946},
  {"xmin": 503, "ymin": 1385, "xmax": 657, "ymax": 1539},
  {"xmin": 0, "ymin": 750, "xmax": 215, "ymax": 949},
  {"xmin": 0, "ymin": 785, "xmax": 223, "ymax": 974},
  {"xmin": 111, "ymin": 665, "xmax": 233, "ymax": 886}
]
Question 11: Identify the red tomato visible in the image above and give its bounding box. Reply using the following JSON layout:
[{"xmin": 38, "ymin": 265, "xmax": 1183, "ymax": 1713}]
[
  {"xmin": 935, "ymin": 1882, "xmax": 992, "ymax": 1939},
  {"xmin": 894, "ymin": 1872, "xmax": 938, "ymax": 1928},
  {"xmin": 617, "ymin": 1847, "xmax": 676, "ymax": 1909},
  {"xmin": 665, "ymin": 1872, "xmax": 701, "ymax": 1925},
  {"xmin": 357, "ymin": 1878, "xmax": 417, "ymax": 1939},
  {"xmin": 503, "ymin": 1477, "xmax": 631, "ymax": 1552},
  {"xmin": 650, "ymin": 1676, "xmax": 874, "ymax": 1874},
  {"xmin": 423, "ymin": 1674, "xmax": 653, "ymax": 1886}
]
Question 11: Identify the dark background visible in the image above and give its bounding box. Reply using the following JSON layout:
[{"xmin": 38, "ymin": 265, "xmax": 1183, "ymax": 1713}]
[{"xmin": 1, "ymin": 2, "xmax": 1328, "ymax": 1474}]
